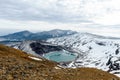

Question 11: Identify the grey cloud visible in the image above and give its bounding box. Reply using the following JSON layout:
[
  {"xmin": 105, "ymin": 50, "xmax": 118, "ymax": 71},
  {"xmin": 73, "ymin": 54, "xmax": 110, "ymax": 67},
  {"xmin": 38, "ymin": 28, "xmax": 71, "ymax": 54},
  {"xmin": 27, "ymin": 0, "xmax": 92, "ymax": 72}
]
[{"xmin": 0, "ymin": 0, "xmax": 91, "ymax": 23}]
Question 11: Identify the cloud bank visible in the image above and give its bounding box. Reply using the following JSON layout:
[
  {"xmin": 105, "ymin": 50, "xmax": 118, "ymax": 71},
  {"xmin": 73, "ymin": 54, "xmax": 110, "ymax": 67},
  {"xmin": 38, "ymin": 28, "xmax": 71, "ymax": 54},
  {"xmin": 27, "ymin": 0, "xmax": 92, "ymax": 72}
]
[
  {"xmin": 0, "ymin": 0, "xmax": 120, "ymax": 24},
  {"xmin": 0, "ymin": 0, "xmax": 120, "ymax": 37}
]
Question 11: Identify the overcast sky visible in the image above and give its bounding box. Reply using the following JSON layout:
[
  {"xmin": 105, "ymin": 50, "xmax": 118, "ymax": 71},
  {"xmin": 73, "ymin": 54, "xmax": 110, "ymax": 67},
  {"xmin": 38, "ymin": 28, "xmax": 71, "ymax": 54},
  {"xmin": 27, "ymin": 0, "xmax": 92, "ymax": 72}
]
[{"xmin": 0, "ymin": 0, "xmax": 120, "ymax": 37}]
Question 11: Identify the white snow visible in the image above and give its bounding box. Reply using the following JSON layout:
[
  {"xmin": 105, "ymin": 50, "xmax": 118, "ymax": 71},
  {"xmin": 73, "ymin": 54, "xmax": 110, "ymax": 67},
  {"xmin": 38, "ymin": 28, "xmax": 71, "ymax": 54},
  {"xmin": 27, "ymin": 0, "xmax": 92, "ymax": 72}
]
[
  {"xmin": 28, "ymin": 56, "xmax": 42, "ymax": 61},
  {"xmin": 54, "ymin": 66, "xmax": 61, "ymax": 69},
  {"xmin": 110, "ymin": 70, "xmax": 120, "ymax": 77}
]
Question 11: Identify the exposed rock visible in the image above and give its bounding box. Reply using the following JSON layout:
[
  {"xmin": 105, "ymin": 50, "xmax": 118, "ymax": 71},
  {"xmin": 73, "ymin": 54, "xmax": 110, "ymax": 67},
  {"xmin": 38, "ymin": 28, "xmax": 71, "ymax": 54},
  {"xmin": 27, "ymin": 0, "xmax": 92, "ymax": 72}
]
[{"xmin": 30, "ymin": 42, "xmax": 62, "ymax": 55}]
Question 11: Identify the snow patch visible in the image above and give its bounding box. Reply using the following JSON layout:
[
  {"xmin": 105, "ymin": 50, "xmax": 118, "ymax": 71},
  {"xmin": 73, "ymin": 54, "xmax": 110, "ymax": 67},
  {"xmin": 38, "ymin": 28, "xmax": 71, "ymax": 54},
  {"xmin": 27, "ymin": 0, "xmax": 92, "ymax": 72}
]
[
  {"xmin": 28, "ymin": 56, "xmax": 42, "ymax": 61},
  {"xmin": 54, "ymin": 66, "xmax": 61, "ymax": 69}
]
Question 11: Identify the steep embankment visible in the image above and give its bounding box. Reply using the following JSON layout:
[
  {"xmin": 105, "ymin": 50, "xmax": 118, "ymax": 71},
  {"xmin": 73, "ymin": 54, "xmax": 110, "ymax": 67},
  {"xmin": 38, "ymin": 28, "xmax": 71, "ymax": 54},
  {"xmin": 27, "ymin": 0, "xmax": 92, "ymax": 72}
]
[{"xmin": 0, "ymin": 44, "xmax": 119, "ymax": 80}]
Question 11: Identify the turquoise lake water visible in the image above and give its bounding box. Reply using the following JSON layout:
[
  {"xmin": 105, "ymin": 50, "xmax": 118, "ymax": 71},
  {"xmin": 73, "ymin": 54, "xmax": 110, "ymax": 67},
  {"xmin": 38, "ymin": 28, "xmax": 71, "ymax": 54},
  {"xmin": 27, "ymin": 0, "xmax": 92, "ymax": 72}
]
[{"xmin": 44, "ymin": 50, "xmax": 77, "ymax": 62}]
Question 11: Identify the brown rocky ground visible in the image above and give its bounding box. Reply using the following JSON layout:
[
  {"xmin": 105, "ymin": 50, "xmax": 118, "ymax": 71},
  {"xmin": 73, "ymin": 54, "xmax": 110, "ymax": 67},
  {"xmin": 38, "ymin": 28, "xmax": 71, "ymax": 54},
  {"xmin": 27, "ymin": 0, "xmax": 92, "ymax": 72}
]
[{"xmin": 0, "ymin": 44, "xmax": 120, "ymax": 80}]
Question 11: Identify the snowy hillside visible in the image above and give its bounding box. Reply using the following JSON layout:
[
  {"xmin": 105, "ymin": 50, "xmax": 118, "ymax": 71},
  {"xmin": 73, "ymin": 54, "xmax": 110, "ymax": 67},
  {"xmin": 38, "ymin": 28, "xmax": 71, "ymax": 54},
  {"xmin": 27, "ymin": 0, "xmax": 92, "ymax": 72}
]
[
  {"xmin": 47, "ymin": 33, "xmax": 120, "ymax": 77},
  {"xmin": 8, "ymin": 41, "xmax": 65, "ymax": 57}
]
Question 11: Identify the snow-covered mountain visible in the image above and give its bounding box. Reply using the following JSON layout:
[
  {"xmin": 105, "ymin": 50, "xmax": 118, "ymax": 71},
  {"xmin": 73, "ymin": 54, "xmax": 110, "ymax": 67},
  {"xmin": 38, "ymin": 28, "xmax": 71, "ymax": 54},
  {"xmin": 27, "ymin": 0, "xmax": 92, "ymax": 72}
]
[
  {"xmin": 47, "ymin": 33, "xmax": 120, "ymax": 77},
  {"xmin": 0, "ymin": 29, "xmax": 77, "ymax": 41},
  {"xmin": 5, "ymin": 32, "xmax": 120, "ymax": 77}
]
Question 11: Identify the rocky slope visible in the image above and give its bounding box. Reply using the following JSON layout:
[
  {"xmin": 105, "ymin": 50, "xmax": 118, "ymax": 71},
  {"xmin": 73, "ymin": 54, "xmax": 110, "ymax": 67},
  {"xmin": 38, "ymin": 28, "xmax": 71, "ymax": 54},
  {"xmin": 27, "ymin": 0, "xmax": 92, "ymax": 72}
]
[
  {"xmin": 47, "ymin": 33, "xmax": 120, "ymax": 77},
  {"xmin": 0, "ymin": 44, "xmax": 120, "ymax": 80}
]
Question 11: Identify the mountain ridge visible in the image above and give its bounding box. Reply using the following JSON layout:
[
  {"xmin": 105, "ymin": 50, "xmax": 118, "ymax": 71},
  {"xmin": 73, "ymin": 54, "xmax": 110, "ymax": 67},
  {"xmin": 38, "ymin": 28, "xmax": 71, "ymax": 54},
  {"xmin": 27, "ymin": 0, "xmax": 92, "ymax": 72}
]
[{"xmin": 0, "ymin": 29, "xmax": 77, "ymax": 41}]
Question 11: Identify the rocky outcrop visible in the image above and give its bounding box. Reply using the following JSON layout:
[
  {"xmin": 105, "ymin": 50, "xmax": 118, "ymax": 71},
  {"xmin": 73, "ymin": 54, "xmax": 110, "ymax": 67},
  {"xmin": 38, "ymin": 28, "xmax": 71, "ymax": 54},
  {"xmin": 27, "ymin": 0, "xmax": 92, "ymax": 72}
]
[
  {"xmin": 30, "ymin": 42, "xmax": 63, "ymax": 55},
  {"xmin": 107, "ymin": 57, "xmax": 120, "ymax": 72}
]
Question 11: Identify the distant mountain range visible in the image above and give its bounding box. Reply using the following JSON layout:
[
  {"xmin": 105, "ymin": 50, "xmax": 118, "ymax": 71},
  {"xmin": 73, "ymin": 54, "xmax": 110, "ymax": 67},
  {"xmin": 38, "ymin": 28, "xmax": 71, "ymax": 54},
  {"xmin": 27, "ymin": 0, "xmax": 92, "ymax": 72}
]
[{"xmin": 0, "ymin": 29, "xmax": 77, "ymax": 41}]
